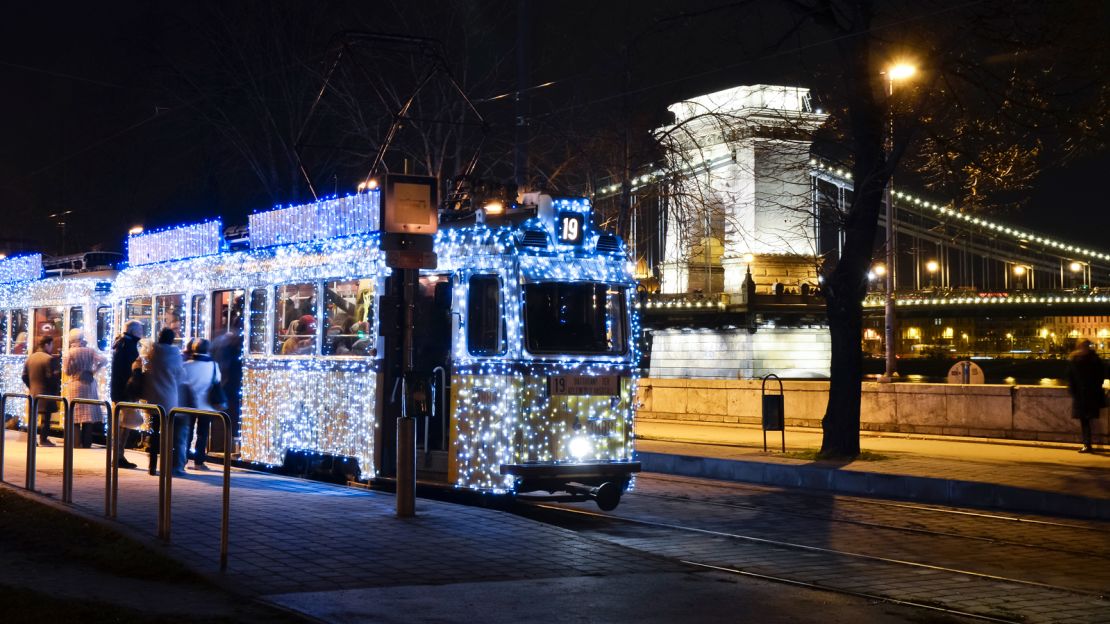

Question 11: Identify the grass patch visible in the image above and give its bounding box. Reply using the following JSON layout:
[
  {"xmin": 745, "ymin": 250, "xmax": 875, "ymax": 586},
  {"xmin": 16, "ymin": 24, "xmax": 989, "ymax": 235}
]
[
  {"xmin": 782, "ymin": 449, "xmax": 890, "ymax": 462},
  {"xmin": 0, "ymin": 489, "xmax": 196, "ymax": 584}
]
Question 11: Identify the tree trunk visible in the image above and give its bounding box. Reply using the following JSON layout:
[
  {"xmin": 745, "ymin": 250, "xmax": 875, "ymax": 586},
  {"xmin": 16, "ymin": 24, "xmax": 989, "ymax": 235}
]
[{"xmin": 820, "ymin": 290, "xmax": 864, "ymax": 458}]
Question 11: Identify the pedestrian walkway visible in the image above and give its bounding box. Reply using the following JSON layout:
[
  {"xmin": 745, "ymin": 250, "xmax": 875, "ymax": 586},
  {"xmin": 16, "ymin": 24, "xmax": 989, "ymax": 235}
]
[
  {"xmin": 636, "ymin": 419, "xmax": 1110, "ymax": 520},
  {"xmin": 0, "ymin": 429, "xmax": 940, "ymax": 624}
]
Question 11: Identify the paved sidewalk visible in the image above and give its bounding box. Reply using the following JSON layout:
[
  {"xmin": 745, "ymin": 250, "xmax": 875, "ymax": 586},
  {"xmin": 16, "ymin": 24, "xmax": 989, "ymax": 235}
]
[
  {"xmin": 636, "ymin": 419, "xmax": 1110, "ymax": 520},
  {"xmin": 2, "ymin": 429, "xmax": 940, "ymax": 624}
]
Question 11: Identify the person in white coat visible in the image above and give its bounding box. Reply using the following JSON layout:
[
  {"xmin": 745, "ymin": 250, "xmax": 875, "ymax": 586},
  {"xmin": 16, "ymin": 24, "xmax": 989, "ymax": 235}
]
[{"xmin": 181, "ymin": 338, "xmax": 222, "ymax": 470}]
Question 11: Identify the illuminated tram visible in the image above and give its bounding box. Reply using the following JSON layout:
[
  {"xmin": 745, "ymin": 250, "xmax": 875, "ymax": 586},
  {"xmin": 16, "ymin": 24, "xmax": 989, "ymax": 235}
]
[
  {"xmin": 0, "ymin": 188, "xmax": 639, "ymax": 509},
  {"xmin": 0, "ymin": 254, "xmax": 117, "ymax": 428}
]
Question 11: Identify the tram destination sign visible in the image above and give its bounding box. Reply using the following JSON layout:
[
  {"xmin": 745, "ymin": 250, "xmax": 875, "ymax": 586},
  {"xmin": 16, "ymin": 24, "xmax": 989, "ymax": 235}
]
[{"xmin": 547, "ymin": 374, "xmax": 621, "ymax": 396}]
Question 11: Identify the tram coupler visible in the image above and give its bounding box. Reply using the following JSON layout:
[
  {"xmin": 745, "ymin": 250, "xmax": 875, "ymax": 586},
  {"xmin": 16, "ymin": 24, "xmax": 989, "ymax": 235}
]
[{"xmin": 564, "ymin": 481, "xmax": 622, "ymax": 511}]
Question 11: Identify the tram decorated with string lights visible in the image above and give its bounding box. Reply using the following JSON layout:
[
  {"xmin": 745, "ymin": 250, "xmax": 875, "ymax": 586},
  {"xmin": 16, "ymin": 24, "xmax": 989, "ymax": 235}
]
[{"xmin": 0, "ymin": 185, "xmax": 640, "ymax": 509}]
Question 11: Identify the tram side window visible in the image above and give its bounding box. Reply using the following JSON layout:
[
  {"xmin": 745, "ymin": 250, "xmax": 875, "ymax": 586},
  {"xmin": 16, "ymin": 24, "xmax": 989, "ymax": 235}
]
[
  {"xmin": 190, "ymin": 294, "xmax": 207, "ymax": 341},
  {"xmin": 34, "ymin": 307, "xmax": 65, "ymax": 345},
  {"xmin": 323, "ymin": 278, "xmax": 374, "ymax": 356},
  {"xmin": 155, "ymin": 294, "xmax": 185, "ymax": 345},
  {"xmin": 69, "ymin": 306, "xmax": 84, "ymax": 333},
  {"xmin": 274, "ymin": 282, "xmax": 318, "ymax": 356},
  {"xmin": 0, "ymin": 310, "xmax": 7, "ymax": 354},
  {"xmin": 248, "ymin": 289, "xmax": 267, "ymax": 355},
  {"xmin": 10, "ymin": 309, "xmax": 28, "ymax": 354},
  {"xmin": 467, "ymin": 275, "xmax": 505, "ymax": 356},
  {"xmin": 96, "ymin": 306, "xmax": 112, "ymax": 351},
  {"xmin": 212, "ymin": 289, "xmax": 245, "ymax": 338},
  {"xmin": 125, "ymin": 297, "xmax": 153, "ymax": 341}
]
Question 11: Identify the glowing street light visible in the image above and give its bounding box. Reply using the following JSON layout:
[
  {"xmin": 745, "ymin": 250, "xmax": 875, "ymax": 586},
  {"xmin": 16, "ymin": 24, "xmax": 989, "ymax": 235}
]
[
  {"xmin": 1013, "ymin": 265, "xmax": 1026, "ymax": 277},
  {"xmin": 888, "ymin": 63, "xmax": 917, "ymax": 81},
  {"xmin": 881, "ymin": 61, "xmax": 917, "ymax": 382},
  {"xmin": 1069, "ymin": 261, "xmax": 1083, "ymax": 273},
  {"xmin": 873, "ymin": 263, "xmax": 887, "ymax": 277},
  {"xmin": 925, "ymin": 260, "xmax": 939, "ymax": 273},
  {"xmin": 128, "ymin": 225, "xmax": 144, "ymax": 236}
]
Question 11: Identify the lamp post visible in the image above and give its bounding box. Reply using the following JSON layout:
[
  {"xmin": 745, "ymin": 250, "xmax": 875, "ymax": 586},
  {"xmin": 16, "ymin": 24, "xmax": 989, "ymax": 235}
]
[{"xmin": 881, "ymin": 62, "xmax": 916, "ymax": 382}]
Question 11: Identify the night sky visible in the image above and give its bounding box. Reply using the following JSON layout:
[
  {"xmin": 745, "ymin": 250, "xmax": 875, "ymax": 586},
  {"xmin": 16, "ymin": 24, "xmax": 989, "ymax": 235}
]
[{"xmin": 2, "ymin": 1, "xmax": 1106, "ymax": 258}]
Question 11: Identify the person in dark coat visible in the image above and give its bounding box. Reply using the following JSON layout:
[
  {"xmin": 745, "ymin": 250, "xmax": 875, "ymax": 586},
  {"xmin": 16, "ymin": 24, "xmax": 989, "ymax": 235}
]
[
  {"xmin": 22, "ymin": 335, "xmax": 61, "ymax": 446},
  {"xmin": 144, "ymin": 328, "xmax": 185, "ymax": 476},
  {"xmin": 1067, "ymin": 339, "xmax": 1105, "ymax": 453},
  {"xmin": 110, "ymin": 320, "xmax": 144, "ymax": 468}
]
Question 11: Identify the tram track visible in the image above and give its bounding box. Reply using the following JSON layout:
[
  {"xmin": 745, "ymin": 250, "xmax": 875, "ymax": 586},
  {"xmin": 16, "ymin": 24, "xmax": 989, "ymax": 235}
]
[
  {"xmin": 515, "ymin": 492, "xmax": 1110, "ymax": 624},
  {"xmin": 642, "ymin": 473, "xmax": 1110, "ymax": 534},
  {"xmin": 629, "ymin": 484, "xmax": 1108, "ymax": 559},
  {"xmin": 524, "ymin": 502, "xmax": 1105, "ymax": 599}
]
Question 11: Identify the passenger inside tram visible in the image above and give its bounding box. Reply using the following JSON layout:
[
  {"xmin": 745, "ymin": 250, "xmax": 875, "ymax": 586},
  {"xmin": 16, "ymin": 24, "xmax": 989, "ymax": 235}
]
[{"xmin": 323, "ymin": 278, "xmax": 374, "ymax": 356}]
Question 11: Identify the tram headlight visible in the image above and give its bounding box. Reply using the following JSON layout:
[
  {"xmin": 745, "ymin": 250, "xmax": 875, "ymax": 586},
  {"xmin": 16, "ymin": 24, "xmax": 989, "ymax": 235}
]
[{"xmin": 569, "ymin": 435, "xmax": 593, "ymax": 461}]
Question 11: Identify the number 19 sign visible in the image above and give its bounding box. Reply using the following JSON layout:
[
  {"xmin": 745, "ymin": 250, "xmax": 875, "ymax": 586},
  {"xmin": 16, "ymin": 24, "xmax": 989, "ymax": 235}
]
[{"xmin": 557, "ymin": 212, "xmax": 584, "ymax": 245}]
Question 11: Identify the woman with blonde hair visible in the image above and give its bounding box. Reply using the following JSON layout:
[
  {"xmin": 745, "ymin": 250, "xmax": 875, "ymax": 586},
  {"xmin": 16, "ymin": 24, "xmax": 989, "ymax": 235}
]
[{"xmin": 63, "ymin": 329, "xmax": 108, "ymax": 448}]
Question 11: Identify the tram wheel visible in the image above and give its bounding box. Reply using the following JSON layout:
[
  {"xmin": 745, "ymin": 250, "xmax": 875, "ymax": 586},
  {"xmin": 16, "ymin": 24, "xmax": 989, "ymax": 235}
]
[{"xmin": 594, "ymin": 482, "xmax": 621, "ymax": 511}]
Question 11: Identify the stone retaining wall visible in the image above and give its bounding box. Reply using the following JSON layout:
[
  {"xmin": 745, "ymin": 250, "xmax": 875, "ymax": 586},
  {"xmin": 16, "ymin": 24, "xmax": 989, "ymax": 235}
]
[{"xmin": 636, "ymin": 378, "xmax": 1109, "ymax": 444}]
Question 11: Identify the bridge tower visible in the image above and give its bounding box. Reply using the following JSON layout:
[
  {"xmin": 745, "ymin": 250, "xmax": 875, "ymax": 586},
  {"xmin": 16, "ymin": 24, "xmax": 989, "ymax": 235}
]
[
  {"xmin": 657, "ymin": 85, "xmax": 827, "ymax": 297},
  {"xmin": 646, "ymin": 85, "xmax": 831, "ymax": 379}
]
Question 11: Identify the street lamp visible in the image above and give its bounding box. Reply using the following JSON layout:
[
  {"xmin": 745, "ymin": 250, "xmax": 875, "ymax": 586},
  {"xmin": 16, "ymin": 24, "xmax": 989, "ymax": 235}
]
[
  {"xmin": 881, "ymin": 61, "xmax": 916, "ymax": 382},
  {"xmin": 925, "ymin": 259, "xmax": 939, "ymax": 289},
  {"xmin": 1069, "ymin": 261, "xmax": 1087, "ymax": 289}
]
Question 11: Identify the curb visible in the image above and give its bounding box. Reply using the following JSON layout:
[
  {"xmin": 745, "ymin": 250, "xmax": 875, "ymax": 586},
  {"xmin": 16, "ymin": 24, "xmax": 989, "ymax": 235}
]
[{"xmin": 638, "ymin": 451, "xmax": 1110, "ymax": 521}]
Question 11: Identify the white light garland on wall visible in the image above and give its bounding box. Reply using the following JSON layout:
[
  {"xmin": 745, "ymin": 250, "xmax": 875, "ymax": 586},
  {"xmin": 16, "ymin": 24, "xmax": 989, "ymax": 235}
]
[
  {"xmin": 128, "ymin": 220, "xmax": 223, "ymax": 266},
  {"xmin": 249, "ymin": 193, "xmax": 380, "ymax": 249},
  {"xmin": 0, "ymin": 254, "xmax": 43, "ymax": 284}
]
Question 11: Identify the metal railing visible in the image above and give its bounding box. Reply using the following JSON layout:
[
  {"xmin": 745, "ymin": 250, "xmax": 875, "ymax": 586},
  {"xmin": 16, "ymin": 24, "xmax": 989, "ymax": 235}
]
[
  {"xmin": 110, "ymin": 402, "xmax": 168, "ymax": 535},
  {"xmin": 0, "ymin": 392, "xmax": 32, "ymax": 483},
  {"xmin": 68, "ymin": 398, "xmax": 113, "ymax": 512},
  {"xmin": 168, "ymin": 407, "xmax": 234, "ymax": 571},
  {"xmin": 4, "ymin": 394, "xmax": 235, "ymax": 572},
  {"xmin": 30, "ymin": 395, "xmax": 69, "ymax": 492}
]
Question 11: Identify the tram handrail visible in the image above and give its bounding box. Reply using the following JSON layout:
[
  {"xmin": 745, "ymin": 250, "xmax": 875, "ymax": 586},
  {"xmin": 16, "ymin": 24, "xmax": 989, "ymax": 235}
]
[
  {"xmin": 67, "ymin": 398, "xmax": 113, "ymax": 513},
  {"xmin": 110, "ymin": 402, "xmax": 169, "ymax": 536},
  {"xmin": 0, "ymin": 392, "xmax": 32, "ymax": 484},
  {"xmin": 167, "ymin": 407, "xmax": 234, "ymax": 571},
  {"xmin": 30, "ymin": 395, "xmax": 69, "ymax": 493}
]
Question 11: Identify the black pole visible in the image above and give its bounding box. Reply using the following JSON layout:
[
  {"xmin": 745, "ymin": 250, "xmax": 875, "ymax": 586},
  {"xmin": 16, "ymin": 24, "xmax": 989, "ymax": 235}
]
[{"xmin": 514, "ymin": 0, "xmax": 531, "ymax": 191}]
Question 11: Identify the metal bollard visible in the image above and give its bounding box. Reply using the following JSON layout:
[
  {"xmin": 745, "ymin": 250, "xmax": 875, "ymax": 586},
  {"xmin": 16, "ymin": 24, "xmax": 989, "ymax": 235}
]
[
  {"xmin": 67, "ymin": 399, "xmax": 113, "ymax": 511},
  {"xmin": 1, "ymin": 393, "xmax": 32, "ymax": 484},
  {"xmin": 396, "ymin": 416, "xmax": 415, "ymax": 517},
  {"xmin": 30, "ymin": 395, "xmax": 69, "ymax": 492},
  {"xmin": 167, "ymin": 408, "xmax": 234, "ymax": 570}
]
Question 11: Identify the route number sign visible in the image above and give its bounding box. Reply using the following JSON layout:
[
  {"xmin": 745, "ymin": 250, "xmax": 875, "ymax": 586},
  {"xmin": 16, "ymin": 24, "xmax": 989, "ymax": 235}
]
[{"xmin": 557, "ymin": 212, "xmax": 584, "ymax": 245}]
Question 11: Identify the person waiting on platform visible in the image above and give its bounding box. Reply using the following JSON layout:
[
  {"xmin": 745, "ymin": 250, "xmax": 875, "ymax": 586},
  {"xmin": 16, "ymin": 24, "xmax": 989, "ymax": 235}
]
[
  {"xmin": 143, "ymin": 328, "xmax": 185, "ymax": 476},
  {"xmin": 21, "ymin": 335, "xmax": 60, "ymax": 446},
  {"xmin": 111, "ymin": 320, "xmax": 145, "ymax": 469},
  {"xmin": 1067, "ymin": 338, "xmax": 1105, "ymax": 453},
  {"xmin": 62, "ymin": 329, "xmax": 107, "ymax": 448},
  {"xmin": 181, "ymin": 338, "xmax": 222, "ymax": 471}
]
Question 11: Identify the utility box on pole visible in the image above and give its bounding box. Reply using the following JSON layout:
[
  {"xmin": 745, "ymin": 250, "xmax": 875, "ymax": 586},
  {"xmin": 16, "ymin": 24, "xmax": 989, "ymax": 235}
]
[{"xmin": 380, "ymin": 173, "xmax": 438, "ymax": 518}]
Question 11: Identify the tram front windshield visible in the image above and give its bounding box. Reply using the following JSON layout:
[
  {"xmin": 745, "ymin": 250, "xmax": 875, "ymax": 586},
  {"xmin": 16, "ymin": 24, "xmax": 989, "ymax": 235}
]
[{"xmin": 523, "ymin": 282, "xmax": 627, "ymax": 355}]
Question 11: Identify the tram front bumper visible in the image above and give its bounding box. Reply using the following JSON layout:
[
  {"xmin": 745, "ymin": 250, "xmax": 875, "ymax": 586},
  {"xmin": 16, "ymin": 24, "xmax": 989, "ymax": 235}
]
[{"xmin": 500, "ymin": 460, "xmax": 641, "ymax": 490}]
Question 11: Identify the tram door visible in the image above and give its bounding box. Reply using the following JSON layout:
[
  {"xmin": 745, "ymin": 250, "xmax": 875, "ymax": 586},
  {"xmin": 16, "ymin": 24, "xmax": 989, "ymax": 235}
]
[
  {"xmin": 378, "ymin": 273, "xmax": 453, "ymax": 480},
  {"xmin": 413, "ymin": 274, "xmax": 453, "ymax": 478},
  {"xmin": 208, "ymin": 289, "xmax": 245, "ymax": 454}
]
